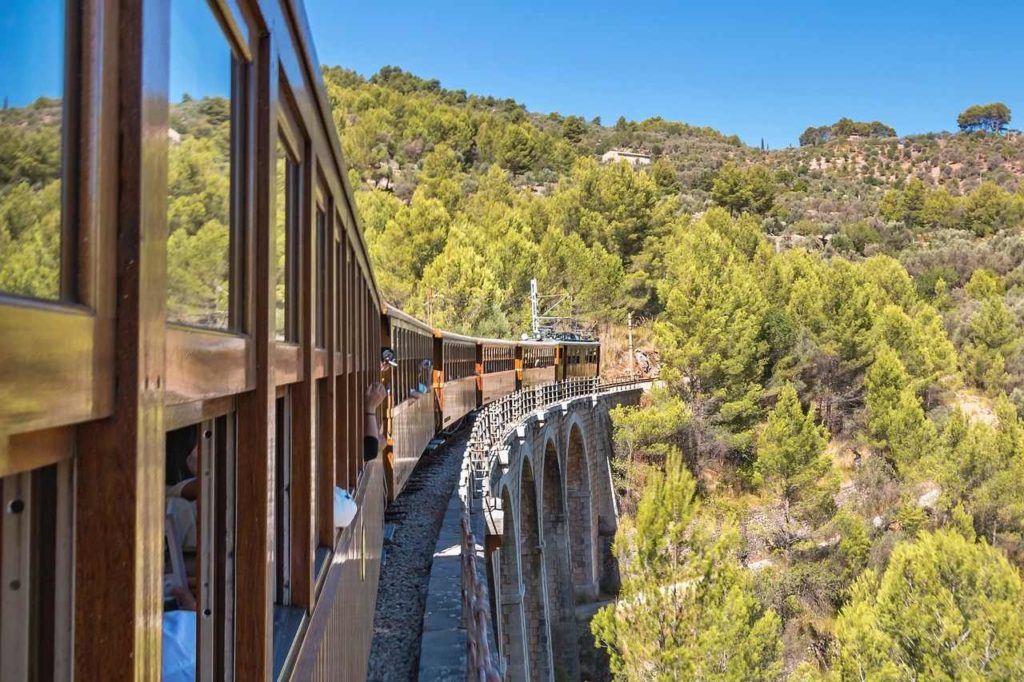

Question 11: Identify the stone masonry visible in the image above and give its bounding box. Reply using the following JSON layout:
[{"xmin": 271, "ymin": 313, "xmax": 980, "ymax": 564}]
[{"xmin": 483, "ymin": 388, "xmax": 643, "ymax": 681}]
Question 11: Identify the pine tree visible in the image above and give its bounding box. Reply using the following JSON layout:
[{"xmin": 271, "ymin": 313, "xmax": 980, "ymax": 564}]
[
  {"xmin": 920, "ymin": 186, "xmax": 961, "ymax": 230},
  {"xmin": 964, "ymin": 268, "xmax": 1003, "ymax": 301},
  {"xmin": 902, "ymin": 177, "xmax": 927, "ymax": 228},
  {"xmin": 963, "ymin": 296, "xmax": 1019, "ymax": 392},
  {"xmin": 657, "ymin": 209, "xmax": 769, "ymax": 454},
  {"xmin": 363, "ymin": 192, "xmax": 451, "ymax": 306},
  {"xmin": 755, "ymin": 384, "xmax": 836, "ymax": 526},
  {"xmin": 941, "ymin": 398, "xmax": 1024, "ymax": 551},
  {"xmin": 407, "ymin": 230, "xmax": 509, "ymax": 337},
  {"xmin": 711, "ymin": 163, "xmax": 776, "ymax": 216},
  {"xmin": 831, "ymin": 529, "xmax": 1024, "ymax": 680},
  {"xmin": 592, "ymin": 450, "xmax": 783, "ymax": 681},
  {"xmin": 963, "ymin": 181, "xmax": 1018, "ymax": 236},
  {"xmin": 864, "ymin": 345, "xmax": 935, "ymax": 474}
]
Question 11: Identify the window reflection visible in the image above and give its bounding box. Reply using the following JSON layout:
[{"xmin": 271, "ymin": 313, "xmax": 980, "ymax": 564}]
[
  {"xmin": 315, "ymin": 206, "xmax": 326, "ymax": 347},
  {"xmin": 275, "ymin": 139, "xmax": 296, "ymax": 341},
  {"xmin": 167, "ymin": 0, "xmax": 233, "ymax": 329},
  {"xmin": 0, "ymin": 1, "xmax": 65, "ymax": 300}
]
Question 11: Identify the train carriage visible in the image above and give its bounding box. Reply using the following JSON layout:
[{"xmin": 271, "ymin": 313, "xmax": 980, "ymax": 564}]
[
  {"xmin": 479, "ymin": 339, "xmax": 518, "ymax": 405},
  {"xmin": 382, "ymin": 305, "xmax": 439, "ymax": 500},
  {"xmin": 559, "ymin": 340, "xmax": 602, "ymax": 381},
  {"xmin": 520, "ymin": 341, "xmax": 560, "ymax": 387},
  {"xmin": 435, "ymin": 330, "xmax": 479, "ymax": 428},
  {"xmin": 0, "ymin": 0, "xmax": 388, "ymax": 679},
  {"xmin": 0, "ymin": 0, "xmax": 605, "ymax": 680}
]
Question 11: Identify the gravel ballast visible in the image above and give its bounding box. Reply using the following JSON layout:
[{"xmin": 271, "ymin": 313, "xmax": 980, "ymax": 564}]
[{"xmin": 366, "ymin": 424, "xmax": 469, "ymax": 681}]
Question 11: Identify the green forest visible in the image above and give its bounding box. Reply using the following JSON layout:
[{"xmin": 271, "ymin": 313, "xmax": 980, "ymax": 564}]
[
  {"xmin": 322, "ymin": 67, "xmax": 1024, "ymax": 679},
  {"xmin": 0, "ymin": 97, "xmax": 63, "ymax": 299},
  {"xmin": 5, "ymin": 62, "xmax": 1024, "ymax": 678},
  {"xmin": 0, "ymin": 93, "xmax": 234, "ymax": 327}
]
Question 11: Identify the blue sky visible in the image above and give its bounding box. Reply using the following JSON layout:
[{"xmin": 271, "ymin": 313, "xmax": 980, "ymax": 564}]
[
  {"xmin": 2, "ymin": 0, "xmax": 230, "ymax": 107},
  {"xmin": 1, "ymin": 2, "xmax": 64, "ymax": 106},
  {"xmin": 305, "ymin": 0, "xmax": 1024, "ymax": 147},
  {"xmin": 3, "ymin": 1, "xmax": 1021, "ymax": 147}
]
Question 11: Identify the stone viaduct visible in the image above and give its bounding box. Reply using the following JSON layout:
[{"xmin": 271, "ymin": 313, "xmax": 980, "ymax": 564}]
[{"xmin": 463, "ymin": 381, "xmax": 645, "ymax": 681}]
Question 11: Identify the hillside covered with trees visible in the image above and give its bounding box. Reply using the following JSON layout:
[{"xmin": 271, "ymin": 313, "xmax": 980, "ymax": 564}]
[
  {"xmin": 4, "ymin": 62, "xmax": 1024, "ymax": 678},
  {"xmin": 322, "ymin": 66, "xmax": 1024, "ymax": 678}
]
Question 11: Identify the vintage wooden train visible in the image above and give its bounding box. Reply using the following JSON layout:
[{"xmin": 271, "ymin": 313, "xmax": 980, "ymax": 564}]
[
  {"xmin": 0, "ymin": 1, "xmax": 599, "ymax": 680},
  {"xmin": 384, "ymin": 305, "xmax": 600, "ymax": 502}
]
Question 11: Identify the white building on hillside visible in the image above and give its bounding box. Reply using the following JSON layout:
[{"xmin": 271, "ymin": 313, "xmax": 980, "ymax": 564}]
[{"xmin": 600, "ymin": 148, "xmax": 652, "ymax": 166}]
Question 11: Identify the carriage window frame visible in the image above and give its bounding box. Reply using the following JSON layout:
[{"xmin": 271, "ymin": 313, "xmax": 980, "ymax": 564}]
[
  {"xmin": 524, "ymin": 345, "xmax": 556, "ymax": 369},
  {"xmin": 272, "ymin": 390, "xmax": 303, "ymax": 679},
  {"xmin": 444, "ymin": 341, "xmax": 475, "ymax": 381},
  {"xmin": 483, "ymin": 345, "xmax": 514, "ymax": 373},
  {"xmin": 313, "ymin": 186, "xmax": 328, "ymax": 350},
  {"xmin": 274, "ymin": 92, "xmax": 303, "ymax": 344},
  {"xmin": 313, "ymin": 377, "xmax": 331, "ymax": 575},
  {"xmin": 163, "ymin": 412, "xmax": 237, "ymax": 681},
  {"xmin": 0, "ymin": 0, "xmax": 106, "ymax": 467},
  {"xmin": 274, "ymin": 136, "xmax": 299, "ymax": 342},
  {"xmin": 0, "ymin": 461, "xmax": 74, "ymax": 681},
  {"xmin": 164, "ymin": 0, "xmax": 244, "ymax": 331},
  {"xmin": 392, "ymin": 323, "xmax": 433, "ymax": 407}
]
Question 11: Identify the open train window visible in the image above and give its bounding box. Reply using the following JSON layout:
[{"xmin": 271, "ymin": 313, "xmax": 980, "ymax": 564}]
[
  {"xmin": 273, "ymin": 393, "xmax": 303, "ymax": 678},
  {"xmin": 524, "ymin": 346, "xmax": 555, "ymax": 369},
  {"xmin": 0, "ymin": 0, "xmax": 78, "ymax": 302},
  {"xmin": 484, "ymin": 346, "xmax": 514, "ymax": 373},
  {"xmin": 314, "ymin": 378, "xmax": 331, "ymax": 577},
  {"xmin": 164, "ymin": 416, "xmax": 236, "ymax": 680},
  {"xmin": 444, "ymin": 341, "xmax": 475, "ymax": 381},
  {"xmin": 334, "ymin": 209, "xmax": 351, "ymax": 352},
  {"xmin": 165, "ymin": 0, "xmax": 238, "ymax": 329},
  {"xmin": 0, "ymin": 462, "xmax": 74, "ymax": 681}
]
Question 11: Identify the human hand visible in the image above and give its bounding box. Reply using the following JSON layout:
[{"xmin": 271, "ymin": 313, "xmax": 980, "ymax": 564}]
[{"xmin": 366, "ymin": 382, "xmax": 387, "ymax": 410}]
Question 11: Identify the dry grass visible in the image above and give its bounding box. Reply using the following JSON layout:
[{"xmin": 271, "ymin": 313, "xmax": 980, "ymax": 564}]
[
  {"xmin": 597, "ymin": 320, "xmax": 659, "ymax": 380},
  {"xmin": 951, "ymin": 389, "xmax": 998, "ymax": 426}
]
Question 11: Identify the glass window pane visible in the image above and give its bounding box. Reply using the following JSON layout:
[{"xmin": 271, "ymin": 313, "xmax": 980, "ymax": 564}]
[
  {"xmin": 275, "ymin": 139, "xmax": 293, "ymax": 341},
  {"xmin": 315, "ymin": 207, "xmax": 326, "ymax": 347},
  {"xmin": 167, "ymin": 0, "xmax": 232, "ymax": 329},
  {"xmin": 0, "ymin": 2, "xmax": 65, "ymax": 300}
]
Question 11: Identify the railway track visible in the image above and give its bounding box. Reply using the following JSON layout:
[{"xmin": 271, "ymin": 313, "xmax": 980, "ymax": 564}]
[{"xmin": 367, "ymin": 422, "xmax": 473, "ymax": 681}]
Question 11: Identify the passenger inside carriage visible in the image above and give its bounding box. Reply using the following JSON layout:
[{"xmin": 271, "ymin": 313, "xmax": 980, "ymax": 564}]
[
  {"xmin": 163, "ymin": 425, "xmax": 201, "ymax": 681},
  {"xmin": 163, "ymin": 585, "xmax": 198, "ymax": 682},
  {"xmin": 165, "ymin": 426, "xmax": 200, "ymax": 574},
  {"xmin": 414, "ymin": 358, "xmax": 432, "ymax": 397}
]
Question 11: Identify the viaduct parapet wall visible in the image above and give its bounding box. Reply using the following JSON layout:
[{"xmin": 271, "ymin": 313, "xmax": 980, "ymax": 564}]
[{"xmin": 460, "ymin": 382, "xmax": 645, "ymax": 681}]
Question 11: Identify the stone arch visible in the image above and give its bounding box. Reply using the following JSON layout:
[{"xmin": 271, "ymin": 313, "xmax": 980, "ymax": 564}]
[
  {"xmin": 565, "ymin": 419, "xmax": 598, "ymax": 600},
  {"xmin": 541, "ymin": 437, "xmax": 580, "ymax": 679},
  {"xmin": 519, "ymin": 456, "xmax": 552, "ymax": 681},
  {"xmin": 497, "ymin": 485, "xmax": 528, "ymax": 679},
  {"xmin": 588, "ymin": 405, "xmax": 620, "ymax": 594}
]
